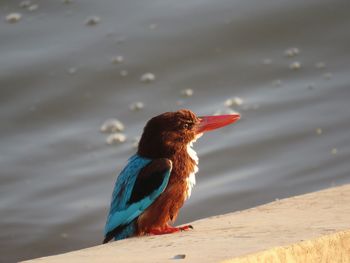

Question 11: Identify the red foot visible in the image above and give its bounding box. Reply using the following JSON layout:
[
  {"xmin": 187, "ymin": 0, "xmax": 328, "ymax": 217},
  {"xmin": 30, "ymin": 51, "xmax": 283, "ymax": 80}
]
[
  {"xmin": 149, "ymin": 225, "xmax": 193, "ymax": 235},
  {"xmin": 178, "ymin": 224, "xmax": 193, "ymax": 231}
]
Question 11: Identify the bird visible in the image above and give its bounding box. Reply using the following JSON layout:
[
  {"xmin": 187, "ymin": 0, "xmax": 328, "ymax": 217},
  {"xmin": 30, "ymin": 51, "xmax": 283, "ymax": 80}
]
[{"xmin": 103, "ymin": 109, "xmax": 240, "ymax": 243}]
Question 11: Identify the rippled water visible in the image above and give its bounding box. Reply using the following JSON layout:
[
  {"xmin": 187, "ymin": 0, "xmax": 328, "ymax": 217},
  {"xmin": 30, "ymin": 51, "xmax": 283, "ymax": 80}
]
[{"xmin": 1, "ymin": 0, "xmax": 350, "ymax": 262}]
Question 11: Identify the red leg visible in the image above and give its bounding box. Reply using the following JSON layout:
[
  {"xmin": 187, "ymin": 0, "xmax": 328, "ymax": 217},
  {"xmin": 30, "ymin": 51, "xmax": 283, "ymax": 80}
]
[
  {"xmin": 149, "ymin": 226, "xmax": 179, "ymax": 235},
  {"xmin": 149, "ymin": 225, "xmax": 193, "ymax": 235}
]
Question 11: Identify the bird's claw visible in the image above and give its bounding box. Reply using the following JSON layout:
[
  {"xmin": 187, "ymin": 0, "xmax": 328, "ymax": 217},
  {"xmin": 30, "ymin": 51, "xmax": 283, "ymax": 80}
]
[{"xmin": 179, "ymin": 224, "xmax": 193, "ymax": 231}]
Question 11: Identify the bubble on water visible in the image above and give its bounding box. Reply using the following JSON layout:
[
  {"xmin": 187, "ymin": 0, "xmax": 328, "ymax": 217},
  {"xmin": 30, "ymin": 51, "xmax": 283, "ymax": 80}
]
[
  {"xmin": 315, "ymin": 128, "xmax": 322, "ymax": 135},
  {"xmin": 111, "ymin": 55, "xmax": 124, "ymax": 64},
  {"xmin": 214, "ymin": 108, "xmax": 240, "ymax": 116},
  {"xmin": 331, "ymin": 148, "xmax": 338, "ymax": 155},
  {"xmin": 85, "ymin": 16, "xmax": 100, "ymax": 26},
  {"xmin": 106, "ymin": 133, "xmax": 127, "ymax": 145},
  {"xmin": 241, "ymin": 103, "xmax": 259, "ymax": 111},
  {"xmin": 132, "ymin": 136, "xmax": 140, "ymax": 149},
  {"xmin": 323, "ymin": 72, "xmax": 332, "ymax": 80},
  {"xmin": 100, "ymin": 119, "xmax": 125, "ymax": 133},
  {"xmin": 67, "ymin": 67, "xmax": 77, "ymax": 75},
  {"xmin": 307, "ymin": 83, "xmax": 315, "ymax": 90},
  {"xmin": 315, "ymin": 62, "xmax": 326, "ymax": 69},
  {"xmin": 273, "ymin": 79, "xmax": 283, "ymax": 87},
  {"xmin": 120, "ymin": 70, "xmax": 128, "ymax": 77},
  {"xmin": 180, "ymin": 89, "xmax": 193, "ymax": 97},
  {"xmin": 28, "ymin": 4, "xmax": 38, "ymax": 11},
  {"xmin": 149, "ymin": 24, "xmax": 157, "ymax": 30},
  {"xmin": 262, "ymin": 58, "xmax": 272, "ymax": 65},
  {"xmin": 140, "ymin": 73, "xmax": 155, "ymax": 83},
  {"xmin": 284, "ymin": 47, "xmax": 300, "ymax": 57},
  {"xmin": 224, "ymin": 108, "xmax": 240, "ymax": 115},
  {"xmin": 289, "ymin": 61, "xmax": 301, "ymax": 70},
  {"xmin": 5, "ymin": 13, "xmax": 22, "ymax": 23},
  {"xmin": 129, "ymin": 102, "xmax": 144, "ymax": 111},
  {"xmin": 224, "ymin": 96, "xmax": 244, "ymax": 107},
  {"xmin": 115, "ymin": 36, "xmax": 126, "ymax": 45},
  {"xmin": 19, "ymin": 0, "xmax": 31, "ymax": 8},
  {"xmin": 60, "ymin": 233, "xmax": 69, "ymax": 239}
]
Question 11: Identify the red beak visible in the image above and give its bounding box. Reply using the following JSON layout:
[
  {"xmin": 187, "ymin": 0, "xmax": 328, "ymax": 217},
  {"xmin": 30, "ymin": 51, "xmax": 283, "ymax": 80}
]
[{"xmin": 196, "ymin": 114, "xmax": 240, "ymax": 134}]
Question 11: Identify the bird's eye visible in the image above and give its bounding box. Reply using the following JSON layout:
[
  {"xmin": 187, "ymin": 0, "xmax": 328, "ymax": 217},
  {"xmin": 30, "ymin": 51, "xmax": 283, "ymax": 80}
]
[{"xmin": 182, "ymin": 122, "xmax": 193, "ymax": 130}]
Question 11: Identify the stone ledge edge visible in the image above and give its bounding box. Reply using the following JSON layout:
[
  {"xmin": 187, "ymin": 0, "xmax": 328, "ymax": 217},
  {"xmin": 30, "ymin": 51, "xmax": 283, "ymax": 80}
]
[{"xmin": 222, "ymin": 229, "xmax": 350, "ymax": 263}]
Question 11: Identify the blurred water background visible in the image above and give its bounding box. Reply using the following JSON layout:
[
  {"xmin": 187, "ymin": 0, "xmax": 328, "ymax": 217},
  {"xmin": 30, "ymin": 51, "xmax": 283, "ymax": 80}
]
[{"xmin": 1, "ymin": 0, "xmax": 350, "ymax": 262}]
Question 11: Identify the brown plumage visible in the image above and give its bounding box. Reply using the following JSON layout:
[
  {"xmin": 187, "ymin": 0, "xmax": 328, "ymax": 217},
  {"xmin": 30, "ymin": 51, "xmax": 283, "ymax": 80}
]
[
  {"xmin": 136, "ymin": 110, "xmax": 199, "ymax": 234},
  {"xmin": 103, "ymin": 108, "xmax": 240, "ymax": 242}
]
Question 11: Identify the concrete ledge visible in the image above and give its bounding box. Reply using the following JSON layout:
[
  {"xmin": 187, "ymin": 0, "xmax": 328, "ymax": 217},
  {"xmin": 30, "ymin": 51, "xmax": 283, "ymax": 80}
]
[
  {"xmin": 25, "ymin": 184, "xmax": 350, "ymax": 263},
  {"xmin": 224, "ymin": 230, "xmax": 350, "ymax": 263}
]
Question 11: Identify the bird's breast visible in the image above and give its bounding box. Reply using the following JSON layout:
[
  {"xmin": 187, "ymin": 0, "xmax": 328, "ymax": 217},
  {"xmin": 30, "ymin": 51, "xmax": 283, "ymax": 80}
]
[{"xmin": 184, "ymin": 142, "xmax": 199, "ymax": 199}]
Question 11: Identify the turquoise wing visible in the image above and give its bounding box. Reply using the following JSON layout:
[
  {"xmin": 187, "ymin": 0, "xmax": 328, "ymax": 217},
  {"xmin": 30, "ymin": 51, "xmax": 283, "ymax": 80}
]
[{"xmin": 104, "ymin": 155, "xmax": 172, "ymax": 242}]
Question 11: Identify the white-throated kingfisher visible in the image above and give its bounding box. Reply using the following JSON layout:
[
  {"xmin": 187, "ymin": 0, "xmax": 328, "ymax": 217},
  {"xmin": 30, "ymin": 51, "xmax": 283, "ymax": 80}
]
[{"xmin": 103, "ymin": 109, "xmax": 240, "ymax": 243}]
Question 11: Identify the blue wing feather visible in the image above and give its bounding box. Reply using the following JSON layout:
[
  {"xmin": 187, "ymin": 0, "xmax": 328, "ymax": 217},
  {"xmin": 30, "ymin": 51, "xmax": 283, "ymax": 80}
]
[{"xmin": 104, "ymin": 154, "xmax": 172, "ymax": 238}]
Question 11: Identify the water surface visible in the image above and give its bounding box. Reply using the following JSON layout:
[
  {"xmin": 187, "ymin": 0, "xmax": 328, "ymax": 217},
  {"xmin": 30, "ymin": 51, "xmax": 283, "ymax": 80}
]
[{"xmin": 1, "ymin": 0, "xmax": 350, "ymax": 262}]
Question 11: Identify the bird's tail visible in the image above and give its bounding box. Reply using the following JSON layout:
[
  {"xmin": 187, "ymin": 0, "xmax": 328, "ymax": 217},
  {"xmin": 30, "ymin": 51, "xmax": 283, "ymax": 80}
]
[
  {"xmin": 102, "ymin": 233, "xmax": 114, "ymax": 244},
  {"xmin": 103, "ymin": 221, "xmax": 136, "ymax": 244},
  {"xmin": 102, "ymin": 235, "xmax": 112, "ymax": 244}
]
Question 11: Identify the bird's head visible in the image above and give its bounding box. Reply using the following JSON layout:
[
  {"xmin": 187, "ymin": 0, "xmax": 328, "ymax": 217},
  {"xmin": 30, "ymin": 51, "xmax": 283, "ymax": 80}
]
[{"xmin": 137, "ymin": 109, "xmax": 240, "ymax": 158}]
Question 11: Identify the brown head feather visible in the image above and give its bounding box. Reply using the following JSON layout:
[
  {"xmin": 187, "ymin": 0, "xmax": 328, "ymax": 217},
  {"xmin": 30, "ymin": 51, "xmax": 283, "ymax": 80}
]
[
  {"xmin": 137, "ymin": 109, "xmax": 200, "ymax": 159},
  {"xmin": 136, "ymin": 110, "xmax": 200, "ymax": 233}
]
